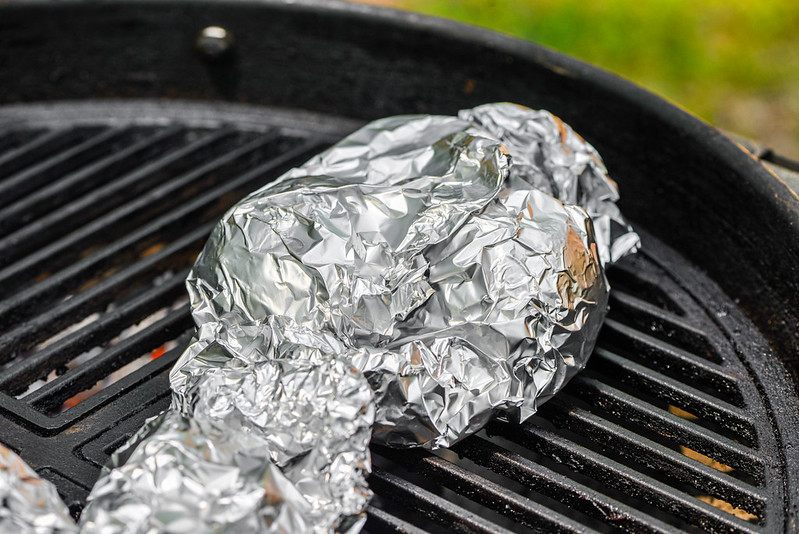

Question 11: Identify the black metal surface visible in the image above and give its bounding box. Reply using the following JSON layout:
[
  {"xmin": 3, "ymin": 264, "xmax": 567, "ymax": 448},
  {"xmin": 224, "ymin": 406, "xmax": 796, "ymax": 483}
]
[{"xmin": 0, "ymin": 101, "xmax": 794, "ymax": 533}]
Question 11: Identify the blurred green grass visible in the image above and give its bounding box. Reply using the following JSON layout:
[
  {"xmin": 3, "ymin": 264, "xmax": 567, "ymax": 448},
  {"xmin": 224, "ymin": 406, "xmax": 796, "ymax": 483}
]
[{"xmin": 398, "ymin": 0, "xmax": 799, "ymax": 156}]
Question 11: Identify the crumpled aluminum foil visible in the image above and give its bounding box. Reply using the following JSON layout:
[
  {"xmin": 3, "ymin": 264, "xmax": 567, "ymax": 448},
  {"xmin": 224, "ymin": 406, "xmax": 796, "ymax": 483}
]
[
  {"xmin": 0, "ymin": 103, "xmax": 639, "ymax": 534},
  {"xmin": 80, "ymin": 317, "xmax": 374, "ymax": 534},
  {"xmin": 175, "ymin": 102, "xmax": 636, "ymax": 451},
  {"xmin": 0, "ymin": 443, "xmax": 77, "ymax": 533},
  {"xmin": 460, "ymin": 104, "xmax": 639, "ymax": 265}
]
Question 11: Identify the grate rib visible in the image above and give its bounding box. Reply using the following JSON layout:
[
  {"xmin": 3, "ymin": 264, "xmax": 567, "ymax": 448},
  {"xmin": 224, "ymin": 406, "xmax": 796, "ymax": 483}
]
[
  {"xmin": 0, "ymin": 129, "xmax": 280, "ymax": 271},
  {"xmin": 0, "ymin": 126, "xmax": 186, "ymax": 236},
  {"xmin": 376, "ymin": 446, "xmax": 602, "ymax": 534},
  {"xmin": 24, "ymin": 305, "xmax": 192, "ymax": 412},
  {"xmin": 369, "ymin": 468, "xmax": 518, "ymax": 534},
  {"xmin": 0, "ymin": 133, "xmax": 315, "ymax": 328},
  {"xmin": 0, "ymin": 127, "xmax": 101, "ymax": 182},
  {"xmin": 0, "ymin": 128, "xmax": 239, "ymax": 265},
  {"xmin": 543, "ymin": 395, "xmax": 767, "ymax": 516},
  {"xmin": 47, "ymin": 335, "xmax": 187, "ymax": 431},
  {"xmin": 0, "ymin": 272, "xmax": 188, "ymax": 396},
  {"xmin": 366, "ymin": 505, "xmax": 431, "ymax": 534},
  {"xmin": 0, "ymin": 128, "xmax": 47, "ymax": 154},
  {"xmin": 491, "ymin": 422, "xmax": 763, "ymax": 534},
  {"xmin": 605, "ymin": 262, "xmax": 686, "ymax": 316},
  {"xmin": 0, "ymin": 127, "xmax": 129, "ymax": 208},
  {"xmin": 601, "ymin": 319, "xmax": 744, "ymax": 405},
  {"xmin": 570, "ymin": 374, "xmax": 764, "ymax": 480},
  {"xmin": 0, "ymin": 223, "xmax": 213, "ymax": 363},
  {"xmin": 452, "ymin": 436, "xmax": 682, "ymax": 534},
  {"xmin": 592, "ymin": 348, "xmax": 757, "ymax": 446},
  {"xmin": 608, "ymin": 291, "xmax": 722, "ymax": 364}
]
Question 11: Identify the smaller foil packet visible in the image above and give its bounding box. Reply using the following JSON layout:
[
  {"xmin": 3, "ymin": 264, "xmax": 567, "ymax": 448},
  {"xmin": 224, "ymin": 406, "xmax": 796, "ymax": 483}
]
[
  {"xmin": 0, "ymin": 444, "xmax": 77, "ymax": 534},
  {"xmin": 3, "ymin": 103, "xmax": 639, "ymax": 534},
  {"xmin": 80, "ymin": 318, "xmax": 374, "ymax": 534}
]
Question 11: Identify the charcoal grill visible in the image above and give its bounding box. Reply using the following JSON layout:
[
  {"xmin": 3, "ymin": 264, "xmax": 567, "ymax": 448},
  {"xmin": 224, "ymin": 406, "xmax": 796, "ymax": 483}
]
[{"xmin": 1, "ymin": 1, "xmax": 798, "ymax": 533}]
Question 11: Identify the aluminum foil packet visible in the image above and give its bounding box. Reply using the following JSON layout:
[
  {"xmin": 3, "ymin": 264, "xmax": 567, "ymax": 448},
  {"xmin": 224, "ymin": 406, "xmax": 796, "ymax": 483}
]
[
  {"xmin": 11, "ymin": 102, "xmax": 638, "ymax": 534},
  {"xmin": 178, "ymin": 102, "xmax": 637, "ymax": 451},
  {"xmin": 80, "ymin": 317, "xmax": 374, "ymax": 534},
  {"xmin": 0, "ymin": 443, "xmax": 77, "ymax": 534}
]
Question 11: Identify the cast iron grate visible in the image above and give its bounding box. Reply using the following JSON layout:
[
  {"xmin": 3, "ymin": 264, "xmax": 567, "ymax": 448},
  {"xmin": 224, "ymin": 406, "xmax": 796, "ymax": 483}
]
[{"xmin": 0, "ymin": 101, "xmax": 789, "ymax": 534}]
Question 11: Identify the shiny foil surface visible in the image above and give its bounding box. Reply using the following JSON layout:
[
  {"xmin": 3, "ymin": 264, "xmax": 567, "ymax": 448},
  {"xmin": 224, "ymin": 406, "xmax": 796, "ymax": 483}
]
[
  {"xmin": 460, "ymin": 103, "xmax": 639, "ymax": 265},
  {"xmin": 0, "ymin": 444, "xmax": 77, "ymax": 533},
  {"xmin": 177, "ymin": 103, "xmax": 636, "ymax": 452},
  {"xmin": 1, "ymin": 103, "xmax": 638, "ymax": 534},
  {"xmin": 80, "ymin": 318, "xmax": 374, "ymax": 534}
]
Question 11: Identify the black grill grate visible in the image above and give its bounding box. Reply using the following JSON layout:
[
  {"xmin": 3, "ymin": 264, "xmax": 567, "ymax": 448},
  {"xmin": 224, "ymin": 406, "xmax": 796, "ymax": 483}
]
[{"xmin": 0, "ymin": 101, "xmax": 790, "ymax": 533}]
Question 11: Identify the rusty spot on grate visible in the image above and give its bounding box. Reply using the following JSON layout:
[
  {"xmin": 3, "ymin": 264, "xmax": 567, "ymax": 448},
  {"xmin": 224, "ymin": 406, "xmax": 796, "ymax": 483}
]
[
  {"xmin": 668, "ymin": 404, "xmax": 698, "ymax": 420},
  {"xmin": 696, "ymin": 495, "xmax": 758, "ymax": 521},
  {"xmin": 680, "ymin": 445, "xmax": 734, "ymax": 473}
]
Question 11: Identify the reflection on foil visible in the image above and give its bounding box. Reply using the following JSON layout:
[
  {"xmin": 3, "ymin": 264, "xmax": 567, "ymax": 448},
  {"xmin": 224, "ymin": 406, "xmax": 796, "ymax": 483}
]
[
  {"xmin": 460, "ymin": 104, "xmax": 639, "ymax": 264},
  {"xmin": 0, "ymin": 444, "xmax": 77, "ymax": 533},
  {"xmin": 3, "ymin": 103, "xmax": 639, "ymax": 534}
]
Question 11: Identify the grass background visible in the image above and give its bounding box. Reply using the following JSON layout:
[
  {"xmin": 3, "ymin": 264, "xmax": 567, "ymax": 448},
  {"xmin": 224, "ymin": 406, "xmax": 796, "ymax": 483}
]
[{"xmin": 363, "ymin": 0, "xmax": 799, "ymax": 156}]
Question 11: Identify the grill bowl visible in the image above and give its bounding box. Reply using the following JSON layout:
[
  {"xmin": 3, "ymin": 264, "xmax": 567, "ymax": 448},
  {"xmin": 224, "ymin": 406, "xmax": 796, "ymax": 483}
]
[{"xmin": 0, "ymin": 1, "xmax": 798, "ymax": 532}]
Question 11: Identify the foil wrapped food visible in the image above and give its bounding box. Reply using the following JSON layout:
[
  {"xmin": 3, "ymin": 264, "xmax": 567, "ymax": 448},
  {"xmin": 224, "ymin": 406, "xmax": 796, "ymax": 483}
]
[
  {"xmin": 80, "ymin": 318, "xmax": 374, "ymax": 534},
  {"xmin": 0, "ymin": 443, "xmax": 77, "ymax": 533},
  {"xmin": 177, "ymin": 102, "xmax": 637, "ymax": 450},
  {"xmin": 0, "ymin": 103, "xmax": 639, "ymax": 534}
]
